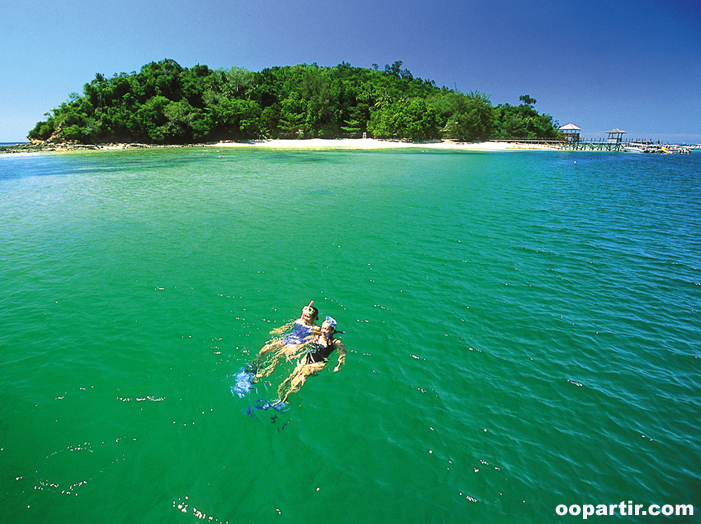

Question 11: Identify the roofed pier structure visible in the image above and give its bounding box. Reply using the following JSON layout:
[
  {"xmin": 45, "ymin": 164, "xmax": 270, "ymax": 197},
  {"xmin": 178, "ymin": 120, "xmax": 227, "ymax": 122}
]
[
  {"xmin": 555, "ymin": 123, "xmax": 625, "ymax": 151},
  {"xmin": 559, "ymin": 123, "xmax": 581, "ymax": 143},
  {"xmin": 607, "ymin": 128, "xmax": 626, "ymax": 144}
]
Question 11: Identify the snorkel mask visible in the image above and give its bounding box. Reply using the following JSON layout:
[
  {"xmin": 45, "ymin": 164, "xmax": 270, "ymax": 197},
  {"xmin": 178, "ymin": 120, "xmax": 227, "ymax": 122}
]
[
  {"xmin": 325, "ymin": 316, "xmax": 344, "ymax": 334},
  {"xmin": 302, "ymin": 301, "xmax": 318, "ymax": 320}
]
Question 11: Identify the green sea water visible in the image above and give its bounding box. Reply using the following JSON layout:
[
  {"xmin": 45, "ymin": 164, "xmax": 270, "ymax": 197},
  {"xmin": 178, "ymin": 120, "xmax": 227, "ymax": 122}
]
[{"xmin": 1, "ymin": 147, "xmax": 699, "ymax": 523}]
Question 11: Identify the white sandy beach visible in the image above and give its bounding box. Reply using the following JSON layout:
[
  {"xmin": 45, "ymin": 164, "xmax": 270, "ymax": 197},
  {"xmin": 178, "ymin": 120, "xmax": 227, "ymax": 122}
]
[
  {"xmin": 7, "ymin": 138, "xmax": 563, "ymax": 153},
  {"xmin": 212, "ymin": 138, "xmax": 560, "ymax": 151}
]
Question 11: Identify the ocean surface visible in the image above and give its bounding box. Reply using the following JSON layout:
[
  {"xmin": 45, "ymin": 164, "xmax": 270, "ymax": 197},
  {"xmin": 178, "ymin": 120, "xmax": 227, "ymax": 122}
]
[{"xmin": 1, "ymin": 147, "xmax": 699, "ymax": 523}]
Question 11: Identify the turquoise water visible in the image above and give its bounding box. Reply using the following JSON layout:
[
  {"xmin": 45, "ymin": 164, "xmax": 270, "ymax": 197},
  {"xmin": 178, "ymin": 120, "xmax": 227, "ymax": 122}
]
[{"xmin": 1, "ymin": 147, "xmax": 699, "ymax": 523}]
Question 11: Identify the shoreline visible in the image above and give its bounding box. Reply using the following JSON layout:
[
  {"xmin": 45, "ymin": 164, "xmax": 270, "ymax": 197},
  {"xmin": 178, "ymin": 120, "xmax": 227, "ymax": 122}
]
[
  {"xmin": 1, "ymin": 138, "xmax": 569, "ymax": 154},
  {"xmin": 211, "ymin": 138, "xmax": 563, "ymax": 151}
]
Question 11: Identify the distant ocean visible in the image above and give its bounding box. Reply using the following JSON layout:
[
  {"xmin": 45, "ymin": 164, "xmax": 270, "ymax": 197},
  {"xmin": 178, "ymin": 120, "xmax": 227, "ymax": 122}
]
[{"xmin": 1, "ymin": 148, "xmax": 699, "ymax": 523}]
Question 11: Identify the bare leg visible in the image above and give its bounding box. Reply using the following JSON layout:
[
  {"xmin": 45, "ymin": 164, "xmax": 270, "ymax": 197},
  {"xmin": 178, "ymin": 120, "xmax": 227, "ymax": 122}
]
[
  {"xmin": 278, "ymin": 362, "xmax": 325, "ymax": 402},
  {"xmin": 259, "ymin": 340, "xmax": 283, "ymax": 356},
  {"xmin": 255, "ymin": 346, "xmax": 288, "ymax": 379}
]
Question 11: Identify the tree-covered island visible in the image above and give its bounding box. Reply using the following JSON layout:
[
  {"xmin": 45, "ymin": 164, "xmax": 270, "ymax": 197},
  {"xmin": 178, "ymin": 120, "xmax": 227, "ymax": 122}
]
[{"xmin": 28, "ymin": 59, "xmax": 562, "ymax": 144}]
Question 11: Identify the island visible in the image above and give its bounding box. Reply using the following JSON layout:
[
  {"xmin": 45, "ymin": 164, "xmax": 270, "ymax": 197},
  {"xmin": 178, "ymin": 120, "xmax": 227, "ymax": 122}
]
[{"xmin": 25, "ymin": 59, "xmax": 562, "ymax": 147}]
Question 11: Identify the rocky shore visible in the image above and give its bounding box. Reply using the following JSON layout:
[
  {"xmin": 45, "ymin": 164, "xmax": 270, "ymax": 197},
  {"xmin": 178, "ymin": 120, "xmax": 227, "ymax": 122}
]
[{"xmin": 0, "ymin": 140, "xmax": 198, "ymax": 154}]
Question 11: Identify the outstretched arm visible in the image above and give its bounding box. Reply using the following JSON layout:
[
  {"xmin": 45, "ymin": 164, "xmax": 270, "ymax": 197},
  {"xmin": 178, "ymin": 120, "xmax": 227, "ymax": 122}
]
[{"xmin": 333, "ymin": 340, "xmax": 347, "ymax": 372}]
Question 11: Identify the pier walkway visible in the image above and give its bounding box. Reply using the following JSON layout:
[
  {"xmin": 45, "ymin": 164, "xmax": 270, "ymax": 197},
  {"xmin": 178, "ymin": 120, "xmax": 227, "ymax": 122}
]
[{"xmin": 491, "ymin": 138, "xmax": 695, "ymax": 154}]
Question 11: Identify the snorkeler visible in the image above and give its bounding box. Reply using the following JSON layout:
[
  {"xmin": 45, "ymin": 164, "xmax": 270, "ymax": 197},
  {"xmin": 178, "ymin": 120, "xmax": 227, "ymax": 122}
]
[
  {"xmin": 276, "ymin": 316, "xmax": 346, "ymax": 403},
  {"xmin": 255, "ymin": 301, "xmax": 320, "ymax": 378}
]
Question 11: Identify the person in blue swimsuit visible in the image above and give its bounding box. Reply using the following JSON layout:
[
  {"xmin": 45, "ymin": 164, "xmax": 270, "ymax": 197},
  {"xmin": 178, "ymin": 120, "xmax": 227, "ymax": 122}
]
[
  {"xmin": 277, "ymin": 316, "xmax": 346, "ymax": 402},
  {"xmin": 255, "ymin": 302, "xmax": 320, "ymax": 378}
]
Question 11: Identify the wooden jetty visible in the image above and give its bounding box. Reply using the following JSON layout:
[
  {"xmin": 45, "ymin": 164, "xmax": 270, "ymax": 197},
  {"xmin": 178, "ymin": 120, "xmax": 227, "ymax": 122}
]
[
  {"xmin": 561, "ymin": 138, "xmax": 626, "ymax": 151},
  {"xmin": 495, "ymin": 124, "xmax": 695, "ymax": 153},
  {"xmin": 489, "ymin": 138, "xmax": 694, "ymax": 153}
]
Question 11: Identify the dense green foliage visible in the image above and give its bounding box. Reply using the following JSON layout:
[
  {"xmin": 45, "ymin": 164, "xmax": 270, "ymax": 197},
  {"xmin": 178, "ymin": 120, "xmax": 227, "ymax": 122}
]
[{"xmin": 28, "ymin": 59, "xmax": 561, "ymax": 144}]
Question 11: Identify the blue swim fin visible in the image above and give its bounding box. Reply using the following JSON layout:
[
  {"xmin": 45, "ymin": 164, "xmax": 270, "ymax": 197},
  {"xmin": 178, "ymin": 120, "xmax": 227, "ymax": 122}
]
[
  {"xmin": 231, "ymin": 367, "xmax": 256, "ymax": 398},
  {"xmin": 254, "ymin": 398, "xmax": 288, "ymax": 412}
]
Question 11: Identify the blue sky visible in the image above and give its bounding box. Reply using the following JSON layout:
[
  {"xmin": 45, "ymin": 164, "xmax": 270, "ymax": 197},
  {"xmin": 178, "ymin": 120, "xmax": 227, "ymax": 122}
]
[{"xmin": 1, "ymin": 0, "xmax": 699, "ymax": 142}]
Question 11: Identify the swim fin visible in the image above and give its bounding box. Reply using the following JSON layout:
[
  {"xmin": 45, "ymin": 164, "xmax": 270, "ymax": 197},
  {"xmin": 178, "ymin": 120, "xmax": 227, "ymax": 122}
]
[{"xmin": 231, "ymin": 367, "xmax": 256, "ymax": 398}]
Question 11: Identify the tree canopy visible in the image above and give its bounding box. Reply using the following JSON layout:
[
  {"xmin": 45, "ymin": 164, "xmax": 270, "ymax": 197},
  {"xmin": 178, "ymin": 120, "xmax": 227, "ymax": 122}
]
[{"xmin": 28, "ymin": 59, "xmax": 561, "ymax": 144}]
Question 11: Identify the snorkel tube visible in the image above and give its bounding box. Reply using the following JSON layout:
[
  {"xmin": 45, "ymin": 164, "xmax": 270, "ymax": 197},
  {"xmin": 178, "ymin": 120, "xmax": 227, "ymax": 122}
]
[{"xmin": 303, "ymin": 300, "xmax": 319, "ymax": 324}]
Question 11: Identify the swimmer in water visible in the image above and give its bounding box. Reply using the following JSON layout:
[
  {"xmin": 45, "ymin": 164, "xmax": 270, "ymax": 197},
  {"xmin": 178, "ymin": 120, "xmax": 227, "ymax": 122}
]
[
  {"xmin": 276, "ymin": 316, "xmax": 346, "ymax": 403},
  {"xmin": 255, "ymin": 302, "xmax": 320, "ymax": 378}
]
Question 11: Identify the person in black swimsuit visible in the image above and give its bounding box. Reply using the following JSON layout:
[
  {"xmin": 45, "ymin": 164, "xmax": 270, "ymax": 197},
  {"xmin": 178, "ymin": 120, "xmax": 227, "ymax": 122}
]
[{"xmin": 277, "ymin": 316, "xmax": 346, "ymax": 402}]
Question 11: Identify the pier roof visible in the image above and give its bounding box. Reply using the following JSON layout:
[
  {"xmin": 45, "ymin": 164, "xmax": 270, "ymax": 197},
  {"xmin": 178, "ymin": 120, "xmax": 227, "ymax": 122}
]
[
  {"xmin": 607, "ymin": 128, "xmax": 626, "ymax": 134},
  {"xmin": 559, "ymin": 123, "xmax": 581, "ymax": 131}
]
